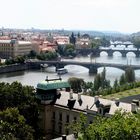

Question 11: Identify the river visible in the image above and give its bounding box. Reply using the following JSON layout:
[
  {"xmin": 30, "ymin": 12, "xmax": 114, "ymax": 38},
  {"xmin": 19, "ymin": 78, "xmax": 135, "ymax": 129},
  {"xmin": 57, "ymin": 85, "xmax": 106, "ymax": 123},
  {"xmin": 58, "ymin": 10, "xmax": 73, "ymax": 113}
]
[{"xmin": 1, "ymin": 45, "xmax": 140, "ymax": 87}]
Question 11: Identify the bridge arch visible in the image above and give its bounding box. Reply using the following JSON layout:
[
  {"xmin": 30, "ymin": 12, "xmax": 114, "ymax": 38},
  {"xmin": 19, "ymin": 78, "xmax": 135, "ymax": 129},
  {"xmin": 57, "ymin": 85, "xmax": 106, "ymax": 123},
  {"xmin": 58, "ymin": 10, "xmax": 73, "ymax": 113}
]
[
  {"xmin": 65, "ymin": 65, "xmax": 89, "ymax": 73},
  {"xmin": 126, "ymin": 52, "xmax": 136, "ymax": 57},
  {"xmin": 97, "ymin": 66, "xmax": 125, "ymax": 72},
  {"xmin": 100, "ymin": 51, "xmax": 108, "ymax": 56},
  {"xmin": 63, "ymin": 64, "xmax": 90, "ymax": 70},
  {"xmin": 112, "ymin": 51, "xmax": 122, "ymax": 57}
]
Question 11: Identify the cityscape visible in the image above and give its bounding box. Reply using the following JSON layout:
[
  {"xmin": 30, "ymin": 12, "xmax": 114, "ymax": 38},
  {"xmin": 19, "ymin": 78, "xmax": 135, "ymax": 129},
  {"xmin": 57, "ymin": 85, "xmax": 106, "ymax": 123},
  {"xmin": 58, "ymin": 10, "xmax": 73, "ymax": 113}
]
[{"xmin": 1, "ymin": 0, "xmax": 140, "ymax": 140}]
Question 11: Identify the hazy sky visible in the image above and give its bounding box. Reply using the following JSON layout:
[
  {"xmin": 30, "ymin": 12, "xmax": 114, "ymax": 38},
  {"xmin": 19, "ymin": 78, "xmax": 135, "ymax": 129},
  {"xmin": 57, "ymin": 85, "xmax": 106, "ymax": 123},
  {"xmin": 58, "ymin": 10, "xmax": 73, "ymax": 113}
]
[{"xmin": 0, "ymin": 0, "xmax": 140, "ymax": 33}]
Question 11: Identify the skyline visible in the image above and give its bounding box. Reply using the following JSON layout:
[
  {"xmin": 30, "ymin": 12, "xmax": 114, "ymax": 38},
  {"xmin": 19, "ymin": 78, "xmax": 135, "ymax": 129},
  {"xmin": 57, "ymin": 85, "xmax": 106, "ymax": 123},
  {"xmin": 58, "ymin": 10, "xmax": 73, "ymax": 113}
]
[{"xmin": 0, "ymin": 0, "xmax": 140, "ymax": 33}]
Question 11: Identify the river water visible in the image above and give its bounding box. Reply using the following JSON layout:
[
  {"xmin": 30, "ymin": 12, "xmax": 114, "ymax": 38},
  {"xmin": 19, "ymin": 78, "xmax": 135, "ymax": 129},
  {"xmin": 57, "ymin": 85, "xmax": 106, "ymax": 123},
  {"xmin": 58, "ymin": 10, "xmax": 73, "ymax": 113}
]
[{"xmin": 1, "ymin": 45, "xmax": 140, "ymax": 87}]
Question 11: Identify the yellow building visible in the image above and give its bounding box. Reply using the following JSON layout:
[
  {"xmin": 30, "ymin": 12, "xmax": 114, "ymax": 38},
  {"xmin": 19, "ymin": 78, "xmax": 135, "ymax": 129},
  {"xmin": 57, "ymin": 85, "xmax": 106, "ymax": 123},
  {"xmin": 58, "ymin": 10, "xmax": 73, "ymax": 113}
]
[{"xmin": 0, "ymin": 39, "xmax": 32, "ymax": 58}]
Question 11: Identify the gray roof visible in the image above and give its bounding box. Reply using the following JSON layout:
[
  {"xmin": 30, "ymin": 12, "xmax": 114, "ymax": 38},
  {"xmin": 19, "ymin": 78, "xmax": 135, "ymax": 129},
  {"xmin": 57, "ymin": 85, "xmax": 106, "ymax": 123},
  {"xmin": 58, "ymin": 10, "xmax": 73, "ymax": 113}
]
[{"xmin": 43, "ymin": 91, "xmax": 133, "ymax": 115}]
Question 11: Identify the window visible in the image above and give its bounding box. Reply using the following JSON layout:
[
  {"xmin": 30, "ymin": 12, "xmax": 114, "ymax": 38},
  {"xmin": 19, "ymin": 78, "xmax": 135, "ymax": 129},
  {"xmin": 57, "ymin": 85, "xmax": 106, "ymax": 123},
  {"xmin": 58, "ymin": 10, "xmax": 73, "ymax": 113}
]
[
  {"xmin": 59, "ymin": 113, "xmax": 62, "ymax": 121},
  {"xmin": 53, "ymin": 112, "xmax": 55, "ymax": 119},
  {"xmin": 66, "ymin": 115, "xmax": 69, "ymax": 123},
  {"xmin": 59, "ymin": 125, "xmax": 62, "ymax": 134},
  {"xmin": 89, "ymin": 121, "xmax": 93, "ymax": 124},
  {"xmin": 52, "ymin": 123, "xmax": 55, "ymax": 131},
  {"xmin": 74, "ymin": 117, "xmax": 77, "ymax": 122}
]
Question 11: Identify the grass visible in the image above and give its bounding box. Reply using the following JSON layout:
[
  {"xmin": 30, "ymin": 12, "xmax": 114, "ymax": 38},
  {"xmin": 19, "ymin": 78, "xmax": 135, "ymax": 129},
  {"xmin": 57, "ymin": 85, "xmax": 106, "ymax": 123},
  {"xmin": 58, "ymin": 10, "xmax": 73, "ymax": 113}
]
[{"xmin": 103, "ymin": 87, "xmax": 140, "ymax": 100}]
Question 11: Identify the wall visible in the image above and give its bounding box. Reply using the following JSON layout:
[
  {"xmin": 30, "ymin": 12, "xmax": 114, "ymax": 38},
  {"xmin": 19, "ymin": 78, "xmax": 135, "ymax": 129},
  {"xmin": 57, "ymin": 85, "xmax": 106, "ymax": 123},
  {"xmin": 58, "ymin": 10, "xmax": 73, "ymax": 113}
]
[{"xmin": 0, "ymin": 63, "xmax": 40, "ymax": 74}]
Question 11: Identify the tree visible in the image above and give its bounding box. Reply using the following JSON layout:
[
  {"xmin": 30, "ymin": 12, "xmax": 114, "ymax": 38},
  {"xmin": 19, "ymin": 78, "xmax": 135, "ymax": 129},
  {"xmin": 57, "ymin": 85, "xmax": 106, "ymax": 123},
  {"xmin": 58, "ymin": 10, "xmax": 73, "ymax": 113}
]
[
  {"xmin": 0, "ymin": 82, "xmax": 42, "ymax": 139},
  {"xmin": 75, "ymin": 111, "xmax": 140, "ymax": 140},
  {"xmin": 77, "ymin": 32, "xmax": 80, "ymax": 38},
  {"xmin": 100, "ymin": 37, "xmax": 110, "ymax": 47},
  {"xmin": 94, "ymin": 74, "xmax": 101, "ymax": 91},
  {"xmin": 68, "ymin": 113, "xmax": 87, "ymax": 139},
  {"xmin": 125, "ymin": 67, "xmax": 135, "ymax": 83},
  {"xmin": 132, "ymin": 36, "xmax": 140, "ymax": 48},
  {"xmin": 119, "ymin": 74, "xmax": 126, "ymax": 85},
  {"xmin": 70, "ymin": 32, "xmax": 76, "ymax": 45},
  {"xmin": 90, "ymin": 39, "xmax": 100, "ymax": 48},
  {"xmin": 0, "ymin": 108, "xmax": 34, "ymax": 140},
  {"xmin": 68, "ymin": 77, "xmax": 85, "ymax": 93},
  {"xmin": 93, "ymin": 68, "xmax": 110, "ymax": 91},
  {"xmin": 28, "ymin": 50, "xmax": 37, "ymax": 58},
  {"xmin": 86, "ymin": 111, "xmax": 140, "ymax": 140}
]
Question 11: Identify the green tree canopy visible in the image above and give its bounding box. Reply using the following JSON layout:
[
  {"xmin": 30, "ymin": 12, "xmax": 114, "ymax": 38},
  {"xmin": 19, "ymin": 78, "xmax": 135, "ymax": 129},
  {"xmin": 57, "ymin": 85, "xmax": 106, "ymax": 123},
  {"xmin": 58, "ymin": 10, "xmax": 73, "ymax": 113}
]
[
  {"xmin": 69, "ymin": 32, "xmax": 76, "ymax": 45},
  {"xmin": 68, "ymin": 77, "xmax": 85, "ymax": 93},
  {"xmin": 125, "ymin": 67, "xmax": 135, "ymax": 83},
  {"xmin": 0, "ymin": 108, "xmax": 34, "ymax": 140},
  {"xmin": 70, "ymin": 111, "xmax": 140, "ymax": 140},
  {"xmin": 0, "ymin": 82, "xmax": 42, "ymax": 139},
  {"xmin": 132, "ymin": 36, "xmax": 140, "ymax": 48}
]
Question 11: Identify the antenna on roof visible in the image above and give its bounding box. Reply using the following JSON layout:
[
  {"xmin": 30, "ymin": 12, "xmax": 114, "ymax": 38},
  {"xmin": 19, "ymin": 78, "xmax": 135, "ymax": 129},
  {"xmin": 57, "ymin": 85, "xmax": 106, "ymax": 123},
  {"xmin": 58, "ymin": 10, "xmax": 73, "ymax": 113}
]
[
  {"xmin": 45, "ymin": 76, "xmax": 49, "ymax": 82},
  {"xmin": 45, "ymin": 75, "xmax": 62, "ymax": 82},
  {"xmin": 58, "ymin": 74, "xmax": 62, "ymax": 81}
]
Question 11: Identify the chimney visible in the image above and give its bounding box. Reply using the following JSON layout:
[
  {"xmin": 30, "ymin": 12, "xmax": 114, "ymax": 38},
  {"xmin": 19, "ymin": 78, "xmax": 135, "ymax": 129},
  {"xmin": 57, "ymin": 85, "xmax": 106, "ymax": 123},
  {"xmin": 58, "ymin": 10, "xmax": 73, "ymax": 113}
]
[
  {"xmin": 78, "ymin": 93, "xmax": 82, "ymax": 101},
  {"xmin": 69, "ymin": 89, "xmax": 73, "ymax": 99},
  {"xmin": 131, "ymin": 103, "xmax": 137, "ymax": 112},
  {"xmin": 94, "ymin": 96, "xmax": 99, "ymax": 103},
  {"xmin": 62, "ymin": 135, "xmax": 66, "ymax": 140},
  {"xmin": 115, "ymin": 98, "xmax": 120, "ymax": 106}
]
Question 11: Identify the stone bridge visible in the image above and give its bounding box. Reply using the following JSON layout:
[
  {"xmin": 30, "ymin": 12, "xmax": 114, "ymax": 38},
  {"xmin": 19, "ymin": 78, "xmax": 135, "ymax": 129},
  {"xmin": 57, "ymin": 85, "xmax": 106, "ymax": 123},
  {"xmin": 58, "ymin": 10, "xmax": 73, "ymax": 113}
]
[
  {"xmin": 110, "ymin": 43, "xmax": 133, "ymax": 48},
  {"xmin": 76, "ymin": 48, "xmax": 140, "ymax": 57},
  {"xmin": 27, "ymin": 60, "xmax": 140, "ymax": 74}
]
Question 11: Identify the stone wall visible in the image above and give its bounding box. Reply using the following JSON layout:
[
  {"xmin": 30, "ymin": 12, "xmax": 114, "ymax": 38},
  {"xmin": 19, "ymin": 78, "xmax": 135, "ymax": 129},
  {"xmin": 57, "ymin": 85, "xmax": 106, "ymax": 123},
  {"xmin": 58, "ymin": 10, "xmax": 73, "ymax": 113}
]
[{"xmin": 0, "ymin": 64, "xmax": 29, "ymax": 74}]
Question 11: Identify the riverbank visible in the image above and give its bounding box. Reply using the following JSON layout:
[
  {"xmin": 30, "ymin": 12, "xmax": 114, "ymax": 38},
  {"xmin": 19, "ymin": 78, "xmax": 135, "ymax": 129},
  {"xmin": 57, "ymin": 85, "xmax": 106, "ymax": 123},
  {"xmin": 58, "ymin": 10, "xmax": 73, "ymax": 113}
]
[{"xmin": 0, "ymin": 63, "xmax": 40, "ymax": 74}]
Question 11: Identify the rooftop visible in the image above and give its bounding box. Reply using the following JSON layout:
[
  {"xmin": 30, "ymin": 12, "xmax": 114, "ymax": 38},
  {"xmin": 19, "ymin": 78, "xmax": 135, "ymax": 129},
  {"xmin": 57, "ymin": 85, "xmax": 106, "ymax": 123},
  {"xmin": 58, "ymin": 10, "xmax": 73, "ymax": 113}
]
[
  {"xmin": 37, "ymin": 80, "xmax": 70, "ymax": 90},
  {"xmin": 43, "ymin": 90, "xmax": 133, "ymax": 115}
]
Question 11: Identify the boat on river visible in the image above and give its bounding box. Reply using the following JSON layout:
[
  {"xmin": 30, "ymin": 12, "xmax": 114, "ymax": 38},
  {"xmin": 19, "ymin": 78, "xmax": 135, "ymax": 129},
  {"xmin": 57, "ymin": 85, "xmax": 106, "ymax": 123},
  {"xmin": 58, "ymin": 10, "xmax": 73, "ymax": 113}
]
[{"xmin": 57, "ymin": 68, "xmax": 68, "ymax": 75}]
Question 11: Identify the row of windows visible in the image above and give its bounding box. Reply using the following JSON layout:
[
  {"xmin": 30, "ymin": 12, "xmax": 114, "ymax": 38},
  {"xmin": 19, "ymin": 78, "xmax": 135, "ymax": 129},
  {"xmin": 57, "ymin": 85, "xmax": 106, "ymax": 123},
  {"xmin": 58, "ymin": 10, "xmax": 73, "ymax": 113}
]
[
  {"xmin": 0, "ymin": 44, "xmax": 13, "ymax": 47},
  {"xmin": 53, "ymin": 112, "xmax": 77, "ymax": 123},
  {"xmin": 0, "ymin": 48, "xmax": 13, "ymax": 51}
]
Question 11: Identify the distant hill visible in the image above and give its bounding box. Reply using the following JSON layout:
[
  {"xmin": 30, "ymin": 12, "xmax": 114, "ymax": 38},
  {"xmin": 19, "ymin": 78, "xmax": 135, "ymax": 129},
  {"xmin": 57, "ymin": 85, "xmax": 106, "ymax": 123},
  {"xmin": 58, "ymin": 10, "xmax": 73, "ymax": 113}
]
[{"xmin": 131, "ymin": 31, "xmax": 140, "ymax": 37}]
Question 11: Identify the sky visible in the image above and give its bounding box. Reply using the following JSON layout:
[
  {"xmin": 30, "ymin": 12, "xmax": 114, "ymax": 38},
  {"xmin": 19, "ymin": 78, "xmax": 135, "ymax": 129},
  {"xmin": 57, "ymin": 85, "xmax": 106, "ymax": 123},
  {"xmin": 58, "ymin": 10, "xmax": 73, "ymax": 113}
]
[{"xmin": 0, "ymin": 0, "xmax": 140, "ymax": 33}]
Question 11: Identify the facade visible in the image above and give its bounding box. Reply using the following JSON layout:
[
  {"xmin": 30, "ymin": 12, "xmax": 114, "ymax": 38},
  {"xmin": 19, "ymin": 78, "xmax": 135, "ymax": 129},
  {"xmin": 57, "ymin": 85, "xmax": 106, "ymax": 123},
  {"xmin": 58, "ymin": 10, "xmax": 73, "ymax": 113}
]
[
  {"xmin": 53, "ymin": 36, "xmax": 69, "ymax": 45},
  {"xmin": 0, "ymin": 39, "xmax": 32, "ymax": 58},
  {"xmin": 36, "ymin": 79, "xmax": 138, "ymax": 140}
]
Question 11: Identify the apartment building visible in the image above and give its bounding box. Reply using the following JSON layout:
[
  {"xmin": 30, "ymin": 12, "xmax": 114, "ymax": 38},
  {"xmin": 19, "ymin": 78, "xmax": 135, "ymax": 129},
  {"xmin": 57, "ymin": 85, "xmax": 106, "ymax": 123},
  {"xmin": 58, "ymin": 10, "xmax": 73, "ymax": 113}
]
[
  {"xmin": 36, "ymin": 78, "xmax": 137, "ymax": 140},
  {"xmin": 0, "ymin": 39, "xmax": 32, "ymax": 58}
]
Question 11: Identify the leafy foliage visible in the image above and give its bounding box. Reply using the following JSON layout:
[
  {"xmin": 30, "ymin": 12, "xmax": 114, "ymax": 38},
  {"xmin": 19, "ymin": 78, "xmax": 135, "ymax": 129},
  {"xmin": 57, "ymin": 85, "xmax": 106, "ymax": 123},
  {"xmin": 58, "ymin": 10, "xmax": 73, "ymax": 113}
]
[
  {"xmin": 69, "ymin": 32, "xmax": 76, "ymax": 45},
  {"xmin": 68, "ymin": 77, "xmax": 85, "ymax": 93},
  {"xmin": 37, "ymin": 51, "xmax": 58, "ymax": 60},
  {"xmin": 0, "ymin": 82, "xmax": 43, "ymax": 140},
  {"xmin": 5, "ymin": 56, "xmax": 25, "ymax": 65},
  {"xmin": 70, "ymin": 111, "xmax": 140, "ymax": 140},
  {"xmin": 0, "ymin": 108, "xmax": 34, "ymax": 140},
  {"xmin": 125, "ymin": 67, "xmax": 135, "ymax": 83},
  {"xmin": 132, "ymin": 36, "xmax": 140, "ymax": 48}
]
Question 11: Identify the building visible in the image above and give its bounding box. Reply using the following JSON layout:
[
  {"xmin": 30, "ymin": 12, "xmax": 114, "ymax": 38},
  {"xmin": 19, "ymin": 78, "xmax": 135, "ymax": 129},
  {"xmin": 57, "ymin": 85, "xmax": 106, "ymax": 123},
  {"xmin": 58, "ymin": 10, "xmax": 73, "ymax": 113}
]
[
  {"xmin": 53, "ymin": 36, "xmax": 69, "ymax": 45},
  {"xmin": 36, "ymin": 78, "xmax": 138, "ymax": 140},
  {"xmin": 0, "ymin": 39, "xmax": 32, "ymax": 58}
]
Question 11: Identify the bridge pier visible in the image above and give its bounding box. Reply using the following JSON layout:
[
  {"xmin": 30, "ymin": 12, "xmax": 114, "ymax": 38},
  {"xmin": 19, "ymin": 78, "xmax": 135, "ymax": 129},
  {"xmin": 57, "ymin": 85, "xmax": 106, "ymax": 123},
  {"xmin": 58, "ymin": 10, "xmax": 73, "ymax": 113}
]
[
  {"xmin": 108, "ymin": 52, "xmax": 113, "ymax": 57},
  {"xmin": 122, "ymin": 52, "xmax": 126, "ymax": 57},
  {"xmin": 55, "ymin": 64, "xmax": 65, "ymax": 72},
  {"xmin": 135, "ymin": 52, "xmax": 139, "ymax": 57},
  {"xmin": 89, "ymin": 66, "xmax": 97, "ymax": 74}
]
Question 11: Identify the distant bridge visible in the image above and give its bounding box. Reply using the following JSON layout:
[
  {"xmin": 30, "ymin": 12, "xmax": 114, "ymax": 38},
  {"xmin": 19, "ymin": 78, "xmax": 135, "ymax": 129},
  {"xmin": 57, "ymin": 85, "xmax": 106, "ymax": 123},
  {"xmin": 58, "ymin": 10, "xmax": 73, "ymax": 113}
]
[
  {"xmin": 27, "ymin": 60, "xmax": 140, "ymax": 74},
  {"xmin": 76, "ymin": 48, "xmax": 140, "ymax": 57},
  {"xmin": 110, "ymin": 43, "xmax": 133, "ymax": 47}
]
